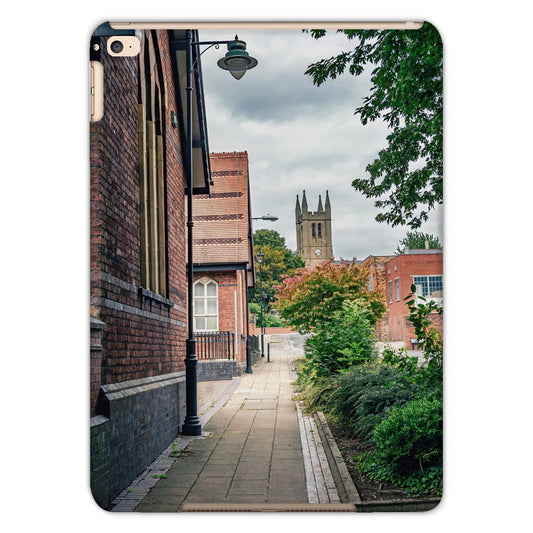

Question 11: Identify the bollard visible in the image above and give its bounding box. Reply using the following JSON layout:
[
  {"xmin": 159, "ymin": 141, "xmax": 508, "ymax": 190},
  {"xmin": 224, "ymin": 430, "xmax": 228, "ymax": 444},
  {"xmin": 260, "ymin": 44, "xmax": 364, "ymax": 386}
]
[{"xmin": 267, "ymin": 343, "xmax": 270, "ymax": 362}]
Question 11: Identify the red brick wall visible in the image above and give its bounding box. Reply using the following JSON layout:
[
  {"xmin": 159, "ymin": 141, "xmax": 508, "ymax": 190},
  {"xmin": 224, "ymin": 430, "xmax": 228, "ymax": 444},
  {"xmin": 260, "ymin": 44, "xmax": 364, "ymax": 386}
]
[
  {"xmin": 193, "ymin": 270, "xmax": 248, "ymax": 367},
  {"xmin": 90, "ymin": 31, "xmax": 188, "ymax": 415},
  {"xmin": 361, "ymin": 256, "xmax": 393, "ymax": 341},
  {"xmin": 384, "ymin": 253, "xmax": 443, "ymax": 348}
]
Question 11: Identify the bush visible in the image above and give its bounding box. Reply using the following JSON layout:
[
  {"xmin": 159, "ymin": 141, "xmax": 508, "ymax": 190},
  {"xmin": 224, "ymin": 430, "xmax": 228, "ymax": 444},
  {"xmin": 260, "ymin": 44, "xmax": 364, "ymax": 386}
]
[
  {"xmin": 249, "ymin": 302, "xmax": 287, "ymax": 328},
  {"xmin": 329, "ymin": 364, "xmax": 417, "ymax": 441},
  {"xmin": 296, "ymin": 373, "xmax": 339, "ymax": 414},
  {"xmin": 373, "ymin": 397, "xmax": 442, "ymax": 471},
  {"xmin": 358, "ymin": 396, "xmax": 443, "ymax": 496},
  {"xmin": 303, "ymin": 300, "xmax": 377, "ymax": 378}
]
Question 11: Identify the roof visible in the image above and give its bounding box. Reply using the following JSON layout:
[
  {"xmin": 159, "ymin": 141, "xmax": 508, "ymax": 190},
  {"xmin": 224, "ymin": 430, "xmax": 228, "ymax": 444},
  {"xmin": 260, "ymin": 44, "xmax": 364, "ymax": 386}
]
[{"xmin": 190, "ymin": 152, "xmax": 254, "ymax": 281}]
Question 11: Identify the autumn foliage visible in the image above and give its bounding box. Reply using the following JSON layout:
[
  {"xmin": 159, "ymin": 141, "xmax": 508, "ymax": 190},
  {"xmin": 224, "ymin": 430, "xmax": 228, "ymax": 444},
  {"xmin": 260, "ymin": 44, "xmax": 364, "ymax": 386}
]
[{"xmin": 275, "ymin": 259, "xmax": 386, "ymax": 334}]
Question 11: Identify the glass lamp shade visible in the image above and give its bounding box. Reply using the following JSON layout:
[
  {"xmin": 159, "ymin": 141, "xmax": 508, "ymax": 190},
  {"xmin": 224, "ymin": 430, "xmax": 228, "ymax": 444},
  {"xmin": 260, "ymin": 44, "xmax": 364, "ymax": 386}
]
[{"xmin": 217, "ymin": 37, "xmax": 258, "ymax": 80}]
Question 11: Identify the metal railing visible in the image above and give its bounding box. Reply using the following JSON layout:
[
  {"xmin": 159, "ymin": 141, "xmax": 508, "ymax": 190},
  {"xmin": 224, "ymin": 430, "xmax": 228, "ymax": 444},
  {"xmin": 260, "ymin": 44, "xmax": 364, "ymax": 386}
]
[{"xmin": 195, "ymin": 331, "xmax": 235, "ymax": 360}]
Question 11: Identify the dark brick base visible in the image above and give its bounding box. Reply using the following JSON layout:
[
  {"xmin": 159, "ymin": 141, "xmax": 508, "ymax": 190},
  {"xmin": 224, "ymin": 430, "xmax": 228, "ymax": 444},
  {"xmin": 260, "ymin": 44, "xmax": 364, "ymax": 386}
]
[
  {"xmin": 197, "ymin": 360, "xmax": 237, "ymax": 381},
  {"xmin": 90, "ymin": 372, "xmax": 187, "ymax": 509}
]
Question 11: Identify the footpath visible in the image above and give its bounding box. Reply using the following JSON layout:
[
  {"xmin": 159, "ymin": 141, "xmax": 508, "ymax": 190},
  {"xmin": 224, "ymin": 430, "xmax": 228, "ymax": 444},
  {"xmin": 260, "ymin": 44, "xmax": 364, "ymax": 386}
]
[{"xmin": 110, "ymin": 333, "xmax": 352, "ymax": 512}]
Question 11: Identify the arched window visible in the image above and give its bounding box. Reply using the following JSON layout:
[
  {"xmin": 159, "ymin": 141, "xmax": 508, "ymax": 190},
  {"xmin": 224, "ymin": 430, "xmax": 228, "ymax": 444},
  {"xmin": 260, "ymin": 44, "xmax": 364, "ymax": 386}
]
[
  {"xmin": 311, "ymin": 223, "xmax": 316, "ymax": 238},
  {"xmin": 193, "ymin": 278, "xmax": 218, "ymax": 331},
  {"xmin": 318, "ymin": 223, "xmax": 322, "ymax": 238}
]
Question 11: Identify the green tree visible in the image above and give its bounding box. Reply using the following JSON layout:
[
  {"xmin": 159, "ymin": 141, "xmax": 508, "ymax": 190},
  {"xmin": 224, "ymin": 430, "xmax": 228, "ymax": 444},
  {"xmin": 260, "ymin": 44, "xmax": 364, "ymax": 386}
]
[
  {"xmin": 250, "ymin": 230, "xmax": 304, "ymax": 312},
  {"xmin": 275, "ymin": 259, "xmax": 386, "ymax": 334},
  {"xmin": 395, "ymin": 231, "xmax": 442, "ymax": 254},
  {"xmin": 304, "ymin": 300, "xmax": 377, "ymax": 377},
  {"xmin": 306, "ymin": 23, "xmax": 443, "ymax": 229}
]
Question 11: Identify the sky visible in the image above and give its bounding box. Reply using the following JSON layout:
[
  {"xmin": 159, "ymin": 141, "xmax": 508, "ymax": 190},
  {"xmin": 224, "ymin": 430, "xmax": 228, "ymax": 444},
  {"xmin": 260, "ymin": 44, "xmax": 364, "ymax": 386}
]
[{"xmin": 199, "ymin": 28, "xmax": 443, "ymax": 260}]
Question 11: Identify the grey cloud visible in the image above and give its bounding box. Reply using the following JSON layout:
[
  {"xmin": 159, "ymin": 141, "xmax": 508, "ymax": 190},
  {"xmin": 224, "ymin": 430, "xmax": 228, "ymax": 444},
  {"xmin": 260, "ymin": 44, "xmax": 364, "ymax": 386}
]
[{"xmin": 198, "ymin": 28, "xmax": 443, "ymax": 261}]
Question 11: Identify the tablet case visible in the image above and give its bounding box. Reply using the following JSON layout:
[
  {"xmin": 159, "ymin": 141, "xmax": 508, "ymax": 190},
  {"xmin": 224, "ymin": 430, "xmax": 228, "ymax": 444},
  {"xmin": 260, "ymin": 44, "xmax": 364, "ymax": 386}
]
[{"xmin": 89, "ymin": 21, "xmax": 443, "ymax": 512}]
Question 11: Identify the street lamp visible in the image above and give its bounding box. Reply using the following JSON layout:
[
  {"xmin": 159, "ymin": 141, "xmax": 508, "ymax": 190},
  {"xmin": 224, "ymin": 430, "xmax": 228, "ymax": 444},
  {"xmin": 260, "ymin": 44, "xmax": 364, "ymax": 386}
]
[
  {"xmin": 182, "ymin": 30, "xmax": 258, "ymax": 437},
  {"xmin": 256, "ymin": 249, "xmax": 265, "ymax": 358},
  {"xmin": 251, "ymin": 214, "xmax": 279, "ymax": 222}
]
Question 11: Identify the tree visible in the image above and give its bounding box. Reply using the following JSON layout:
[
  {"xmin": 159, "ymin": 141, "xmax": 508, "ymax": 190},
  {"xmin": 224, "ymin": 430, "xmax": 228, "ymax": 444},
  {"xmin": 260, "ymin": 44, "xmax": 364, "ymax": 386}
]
[
  {"xmin": 250, "ymin": 230, "xmax": 304, "ymax": 312},
  {"xmin": 275, "ymin": 259, "xmax": 386, "ymax": 334},
  {"xmin": 305, "ymin": 23, "xmax": 443, "ymax": 229},
  {"xmin": 395, "ymin": 231, "xmax": 441, "ymax": 254}
]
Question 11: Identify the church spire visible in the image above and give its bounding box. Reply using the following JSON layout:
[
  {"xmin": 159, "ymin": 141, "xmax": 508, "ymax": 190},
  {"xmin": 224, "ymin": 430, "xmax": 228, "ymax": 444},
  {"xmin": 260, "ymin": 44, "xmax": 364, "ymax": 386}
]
[
  {"xmin": 325, "ymin": 190, "xmax": 331, "ymax": 216},
  {"xmin": 317, "ymin": 194, "xmax": 323, "ymax": 212},
  {"xmin": 295, "ymin": 194, "xmax": 301, "ymax": 218},
  {"xmin": 301, "ymin": 190, "xmax": 308, "ymax": 214}
]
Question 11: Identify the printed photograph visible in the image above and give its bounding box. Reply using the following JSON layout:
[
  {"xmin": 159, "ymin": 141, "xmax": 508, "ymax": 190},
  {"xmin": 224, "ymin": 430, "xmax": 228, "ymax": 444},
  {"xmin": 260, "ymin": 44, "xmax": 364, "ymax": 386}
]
[{"xmin": 89, "ymin": 22, "xmax": 443, "ymax": 512}]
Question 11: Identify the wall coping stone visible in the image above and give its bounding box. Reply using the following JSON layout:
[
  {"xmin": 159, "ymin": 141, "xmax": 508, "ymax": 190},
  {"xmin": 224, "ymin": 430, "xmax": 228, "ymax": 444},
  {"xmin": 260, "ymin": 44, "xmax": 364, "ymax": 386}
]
[{"xmin": 101, "ymin": 371, "xmax": 186, "ymax": 401}]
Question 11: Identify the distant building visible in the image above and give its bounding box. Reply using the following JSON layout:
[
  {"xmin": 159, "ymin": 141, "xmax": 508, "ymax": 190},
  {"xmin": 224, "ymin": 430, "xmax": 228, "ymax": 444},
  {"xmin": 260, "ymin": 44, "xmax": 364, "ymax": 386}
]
[
  {"xmin": 190, "ymin": 151, "xmax": 255, "ymax": 376},
  {"xmin": 295, "ymin": 190, "xmax": 334, "ymax": 267},
  {"xmin": 360, "ymin": 254, "xmax": 395, "ymax": 341},
  {"xmin": 383, "ymin": 249, "xmax": 443, "ymax": 349}
]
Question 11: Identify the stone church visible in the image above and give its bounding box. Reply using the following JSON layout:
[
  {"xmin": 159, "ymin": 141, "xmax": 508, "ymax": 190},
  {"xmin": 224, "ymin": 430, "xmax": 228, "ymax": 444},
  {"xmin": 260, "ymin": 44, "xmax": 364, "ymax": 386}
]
[{"xmin": 295, "ymin": 190, "xmax": 334, "ymax": 267}]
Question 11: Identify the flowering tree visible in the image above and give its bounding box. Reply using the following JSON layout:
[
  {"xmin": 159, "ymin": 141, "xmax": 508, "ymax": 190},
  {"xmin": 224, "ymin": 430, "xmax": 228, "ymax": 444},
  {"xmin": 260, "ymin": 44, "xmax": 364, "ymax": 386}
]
[{"xmin": 275, "ymin": 259, "xmax": 386, "ymax": 334}]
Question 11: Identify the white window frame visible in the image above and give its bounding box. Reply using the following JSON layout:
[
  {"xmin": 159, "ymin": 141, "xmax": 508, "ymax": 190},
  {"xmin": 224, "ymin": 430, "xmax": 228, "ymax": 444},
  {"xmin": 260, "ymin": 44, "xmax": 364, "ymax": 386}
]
[
  {"xmin": 395, "ymin": 277, "xmax": 400, "ymax": 301},
  {"xmin": 412, "ymin": 275, "xmax": 443, "ymax": 306},
  {"xmin": 193, "ymin": 277, "xmax": 219, "ymax": 331},
  {"xmin": 388, "ymin": 280, "xmax": 393, "ymax": 304}
]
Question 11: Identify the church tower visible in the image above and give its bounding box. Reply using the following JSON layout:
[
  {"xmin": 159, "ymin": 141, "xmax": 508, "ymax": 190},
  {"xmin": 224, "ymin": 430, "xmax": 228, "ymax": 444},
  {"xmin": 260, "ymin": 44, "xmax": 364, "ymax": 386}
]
[{"xmin": 295, "ymin": 190, "xmax": 334, "ymax": 267}]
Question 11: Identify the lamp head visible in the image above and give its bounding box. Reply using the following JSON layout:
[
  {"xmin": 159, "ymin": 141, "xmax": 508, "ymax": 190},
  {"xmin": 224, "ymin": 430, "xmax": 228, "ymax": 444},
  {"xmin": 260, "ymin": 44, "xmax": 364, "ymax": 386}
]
[
  {"xmin": 217, "ymin": 36, "xmax": 258, "ymax": 80},
  {"xmin": 256, "ymin": 249, "xmax": 264, "ymax": 264}
]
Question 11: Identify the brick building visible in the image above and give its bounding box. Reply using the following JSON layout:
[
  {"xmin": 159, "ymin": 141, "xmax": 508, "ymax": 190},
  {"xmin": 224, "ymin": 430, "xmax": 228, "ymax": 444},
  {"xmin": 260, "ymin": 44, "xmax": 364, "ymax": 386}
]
[
  {"xmin": 90, "ymin": 26, "xmax": 212, "ymax": 508},
  {"xmin": 190, "ymin": 152, "xmax": 255, "ymax": 375},
  {"xmin": 360, "ymin": 255, "xmax": 394, "ymax": 341},
  {"xmin": 383, "ymin": 249, "xmax": 443, "ymax": 349}
]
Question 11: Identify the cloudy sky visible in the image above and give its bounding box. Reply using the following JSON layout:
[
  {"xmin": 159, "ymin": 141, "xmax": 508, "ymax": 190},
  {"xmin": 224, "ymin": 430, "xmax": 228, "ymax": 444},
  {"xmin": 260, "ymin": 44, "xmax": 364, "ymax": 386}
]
[{"xmin": 199, "ymin": 28, "xmax": 443, "ymax": 260}]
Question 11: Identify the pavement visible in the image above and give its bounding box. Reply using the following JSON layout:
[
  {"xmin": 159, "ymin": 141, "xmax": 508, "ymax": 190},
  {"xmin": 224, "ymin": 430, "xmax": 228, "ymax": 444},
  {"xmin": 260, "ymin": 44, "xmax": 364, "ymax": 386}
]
[{"xmin": 110, "ymin": 333, "xmax": 353, "ymax": 512}]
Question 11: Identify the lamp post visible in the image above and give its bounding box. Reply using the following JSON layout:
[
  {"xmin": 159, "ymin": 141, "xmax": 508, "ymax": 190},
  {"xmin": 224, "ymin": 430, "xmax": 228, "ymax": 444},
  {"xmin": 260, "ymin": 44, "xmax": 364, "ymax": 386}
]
[
  {"xmin": 251, "ymin": 214, "xmax": 279, "ymax": 222},
  {"xmin": 182, "ymin": 30, "xmax": 258, "ymax": 437},
  {"xmin": 256, "ymin": 249, "xmax": 265, "ymax": 358}
]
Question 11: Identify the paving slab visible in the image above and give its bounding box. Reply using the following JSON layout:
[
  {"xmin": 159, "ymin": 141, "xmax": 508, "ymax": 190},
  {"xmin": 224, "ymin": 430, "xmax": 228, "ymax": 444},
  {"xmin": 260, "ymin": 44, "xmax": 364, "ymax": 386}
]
[{"xmin": 111, "ymin": 333, "xmax": 341, "ymax": 512}]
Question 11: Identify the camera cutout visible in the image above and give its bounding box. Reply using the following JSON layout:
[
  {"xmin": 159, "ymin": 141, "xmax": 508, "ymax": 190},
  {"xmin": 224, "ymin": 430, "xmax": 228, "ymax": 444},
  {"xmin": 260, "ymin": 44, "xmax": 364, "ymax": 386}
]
[{"xmin": 106, "ymin": 36, "xmax": 140, "ymax": 57}]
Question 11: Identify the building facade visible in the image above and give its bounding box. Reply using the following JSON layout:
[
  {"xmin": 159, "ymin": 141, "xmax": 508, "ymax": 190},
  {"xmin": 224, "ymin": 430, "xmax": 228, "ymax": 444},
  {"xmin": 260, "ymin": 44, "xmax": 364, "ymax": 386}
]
[
  {"xmin": 295, "ymin": 190, "xmax": 333, "ymax": 267},
  {"xmin": 90, "ymin": 26, "xmax": 211, "ymax": 508},
  {"xmin": 190, "ymin": 151, "xmax": 255, "ymax": 375},
  {"xmin": 360, "ymin": 255, "xmax": 394, "ymax": 341},
  {"xmin": 383, "ymin": 249, "xmax": 443, "ymax": 349}
]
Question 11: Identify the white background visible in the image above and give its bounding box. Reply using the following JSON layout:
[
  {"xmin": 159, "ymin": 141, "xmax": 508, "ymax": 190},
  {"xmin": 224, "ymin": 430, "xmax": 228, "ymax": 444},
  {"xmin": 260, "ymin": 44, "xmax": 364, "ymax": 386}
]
[{"xmin": 1, "ymin": 1, "xmax": 530, "ymax": 531}]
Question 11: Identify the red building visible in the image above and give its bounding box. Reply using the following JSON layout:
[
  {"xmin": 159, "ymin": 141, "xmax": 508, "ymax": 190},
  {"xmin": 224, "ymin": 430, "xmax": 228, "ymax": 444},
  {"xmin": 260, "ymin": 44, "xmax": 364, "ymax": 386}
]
[
  {"xmin": 360, "ymin": 255, "xmax": 394, "ymax": 341},
  {"xmin": 190, "ymin": 152, "xmax": 255, "ymax": 375},
  {"xmin": 383, "ymin": 249, "xmax": 443, "ymax": 349}
]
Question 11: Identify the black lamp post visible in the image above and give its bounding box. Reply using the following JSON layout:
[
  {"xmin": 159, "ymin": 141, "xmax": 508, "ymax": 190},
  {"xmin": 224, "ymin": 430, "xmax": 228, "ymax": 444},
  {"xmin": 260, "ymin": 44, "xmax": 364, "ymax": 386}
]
[
  {"xmin": 256, "ymin": 249, "xmax": 265, "ymax": 358},
  {"xmin": 181, "ymin": 30, "xmax": 258, "ymax": 437}
]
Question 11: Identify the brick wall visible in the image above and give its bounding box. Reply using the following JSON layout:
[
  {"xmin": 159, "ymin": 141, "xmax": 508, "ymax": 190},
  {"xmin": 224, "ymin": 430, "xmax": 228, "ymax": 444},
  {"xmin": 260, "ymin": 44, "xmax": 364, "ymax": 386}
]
[
  {"xmin": 193, "ymin": 269, "xmax": 248, "ymax": 371},
  {"xmin": 90, "ymin": 30, "xmax": 191, "ymax": 507},
  {"xmin": 384, "ymin": 253, "xmax": 443, "ymax": 348},
  {"xmin": 361, "ymin": 256, "xmax": 393, "ymax": 341},
  {"xmin": 90, "ymin": 31, "xmax": 188, "ymax": 413}
]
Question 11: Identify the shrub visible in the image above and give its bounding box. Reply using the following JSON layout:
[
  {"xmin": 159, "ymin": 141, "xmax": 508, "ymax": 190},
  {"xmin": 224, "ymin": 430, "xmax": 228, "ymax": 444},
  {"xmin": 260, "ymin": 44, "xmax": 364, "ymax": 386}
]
[
  {"xmin": 357, "ymin": 396, "xmax": 443, "ymax": 495},
  {"xmin": 372, "ymin": 397, "xmax": 442, "ymax": 472},
  {"xmin": 296, "ymin": 372, "xmax": 339, "ymax": 414},
  {"xmin": 329, "ymin": 364, "xmax": 417, "ymax": 441},
  {"xmin": 303, "ymin": 300, "xmax": 377, "ymax": 378}
]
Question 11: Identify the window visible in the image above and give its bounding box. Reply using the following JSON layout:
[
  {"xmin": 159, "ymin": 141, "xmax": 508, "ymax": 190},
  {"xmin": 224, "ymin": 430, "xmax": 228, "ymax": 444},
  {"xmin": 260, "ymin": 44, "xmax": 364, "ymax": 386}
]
[
  {"xmin": 139, "ymin": 32, "xmax": 167, "ymax": 297},
  {"xmin": 318, "ymin": 223, "xmax": 322, "ymax": 238},
  {"xmin": 413, "ymin": 275, "xmax": 443, "ymax": 305},
  {"xmin": 311, "ymin": 223, "xmax": 316, "ymax": 238},
  {"xmin": 194, "ymin": 278, "xmax": 218, "ymax": 331},
  {"xmin": 388, "ymin": 280, "xmax": 393, "ymax": 303},
  {"xmin": 368, "ymin": 274, "xmax": 373, "ymax": 291},
  {"xmin": 395, "ymin": 277, "xmax": 400, "ymax": 301}
]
